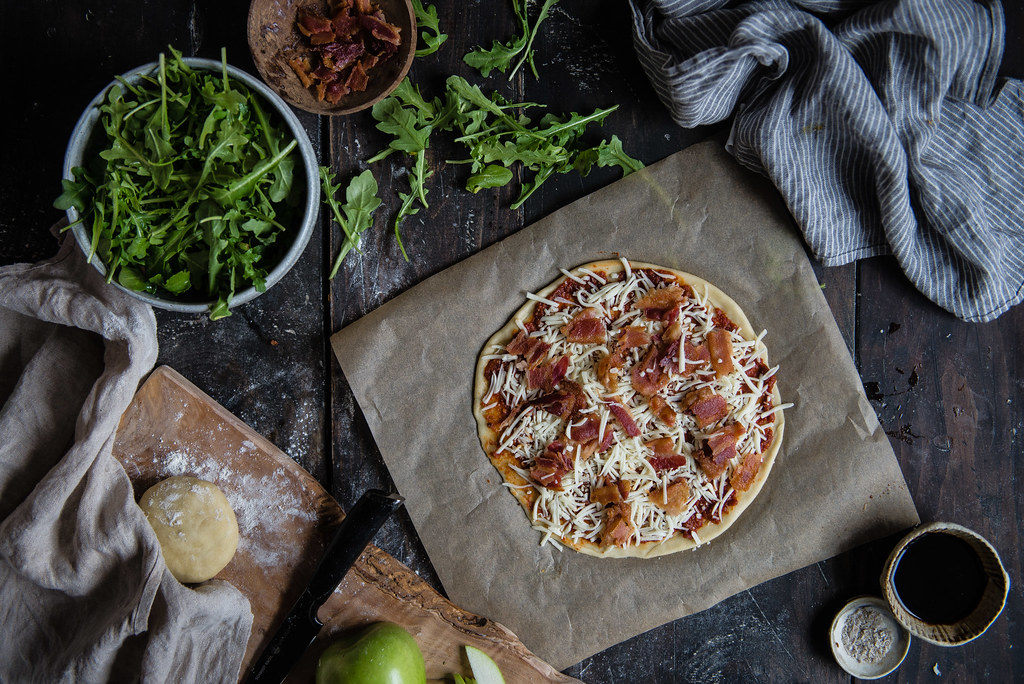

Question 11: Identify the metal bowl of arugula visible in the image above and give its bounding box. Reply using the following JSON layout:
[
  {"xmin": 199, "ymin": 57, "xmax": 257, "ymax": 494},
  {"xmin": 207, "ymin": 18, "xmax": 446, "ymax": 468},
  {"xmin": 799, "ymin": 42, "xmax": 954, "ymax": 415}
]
[{"xmin": 58, "ymin": 49, "xmax": 318, "ymax": 319}]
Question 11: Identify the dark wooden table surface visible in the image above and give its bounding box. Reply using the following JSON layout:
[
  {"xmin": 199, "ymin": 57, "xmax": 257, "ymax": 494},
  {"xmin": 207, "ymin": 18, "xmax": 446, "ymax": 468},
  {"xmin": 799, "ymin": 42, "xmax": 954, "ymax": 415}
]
[{"xmin": 2, "ymin": 1, "xmax": 1021, "ymax": 681}]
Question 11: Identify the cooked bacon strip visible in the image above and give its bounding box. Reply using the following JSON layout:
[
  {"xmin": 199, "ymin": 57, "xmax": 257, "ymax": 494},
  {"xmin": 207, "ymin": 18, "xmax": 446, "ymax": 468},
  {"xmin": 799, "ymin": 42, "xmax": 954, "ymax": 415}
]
[
  {"xmin": 601, "ymin": 502, "xmax": 633, "ymax": 548},
  {"xmin": 631, "ymin": 345, "xmax": 669, "ymax": 397},
  {"xmin": 664, "ymin": 318, "xmax": 683, "ymax": 343},
  {"xmin": 649, "ymin": 395, "xmax": 677, "ymax": 426},
  {"xmin": 530, "ymin": 441, "xmax": 573, "ymax": 490},
  {"xmin": 644, "ymin": 437, "xmax": 675, "ymax": 457},
  {"xmin": 332, "ymin": 11, "xmax": 359, "ymax": 39},
  {"xmin": 683, "ymin": 339, "xmax": 711, "ymax": 375},
  {"xmin": 729, "ymin": 451, "xmax": 763, "ymax": 492},
  {"xmin": 695, "ymin": 423, "xmax": 744, "ymax": 478},
  {"xmin": 657, "ymin": 339, "xmax": 681, "ymax": 373},
  {"xmin": 525, "ymin": 341, "xmax": 551, "ymax": 369},
  {"xmin": 325, "ymin": 81, "xmax": 350, "ymax": 104},
  {"xmin": 569, "ymin": 416, "xmax": 600, "ymax": 443},
  {"xmin": 344, "ymin": 61, "xmax": 370, "ymax": 91},
  {"xmin": 649, "ymin": 454, "xmax": 688, "ymax": 471},
  {"xmin": 680, "ymin": 387, "xmax": 728, "ymax": 428},
  {"xmin": 358, "ymin": 14, "xmax": 402, "ymax": 44},
  {"xmin": 506, "ymin": 330, "xmax": 550, "ymax": 370},
  {"xmin": 634, "ymin": 284, "xmax": 685, "ymax": 321},
  {"xmin": 590, "ymin": 482, "xmax": 622, "ymax": 505},
  {"xmin": 297, "ymin": 8, "xmax": 334, "ymax": 35},
  {"xmin": 650, "ymin": 481, "xmax": 690, "ymax": 516},
  {"xmin": 288, "ymin": 58, "xmax": 315, "ymax": 88},
  {"xmin": 644, "ymin": 437, "xmax": 687, "ymax": 471},
  {"xmin": 596, "ymin": 350, "xmax": 624, "ymax": 393},
  {"xmin": 617, "ymin": 326, "xmax": 651, "ymax": 349},
  {"xmin": 293, "ymin": 0, "xmax": 402, "ymax": 100},
  {"xmin": 706, "ymin": 328, "xmax": 735, "ymax": 378},
  {"xmin": 526, "ymin": 355, "xmax": 568, "ymax": 392},
  {"xmin": 561, "ymin": 309, "xmax": 606, "ymax": 344},
  {"xmin": 606, "ymin": 398, "xmax": 640, "ymax": 437},
  {"xmin": 505, "ymin": 330, "xmax": 530, "ymax": 355},
  {"xmin": 312, "ymin": 65, "xmax": 340, "ymax": 83},
  {"xmin": 320, "ymin": 41, "xmax": 365, "ymax": 69}
]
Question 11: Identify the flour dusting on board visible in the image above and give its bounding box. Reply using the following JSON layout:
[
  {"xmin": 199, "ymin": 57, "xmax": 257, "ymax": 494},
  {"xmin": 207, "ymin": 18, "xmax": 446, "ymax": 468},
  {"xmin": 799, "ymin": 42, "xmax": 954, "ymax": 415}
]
[{"xmin": 151, "ymin": 439, "xmax": 318, "ymax": 568}]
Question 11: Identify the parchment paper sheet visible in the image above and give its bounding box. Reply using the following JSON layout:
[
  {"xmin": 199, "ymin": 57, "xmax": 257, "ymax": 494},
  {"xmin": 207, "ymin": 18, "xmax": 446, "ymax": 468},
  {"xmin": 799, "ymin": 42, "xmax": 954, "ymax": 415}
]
[{"xmin": 330, "ymin": 142, "xmax": 919, "ymax": 670}]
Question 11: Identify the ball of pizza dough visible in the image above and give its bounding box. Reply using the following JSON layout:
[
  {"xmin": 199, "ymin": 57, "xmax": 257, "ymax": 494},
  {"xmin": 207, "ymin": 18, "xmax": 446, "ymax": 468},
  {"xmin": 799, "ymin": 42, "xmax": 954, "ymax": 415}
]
[{"xmin": 139, "ymin": 475, "xmax": 239, "ymax": 584}]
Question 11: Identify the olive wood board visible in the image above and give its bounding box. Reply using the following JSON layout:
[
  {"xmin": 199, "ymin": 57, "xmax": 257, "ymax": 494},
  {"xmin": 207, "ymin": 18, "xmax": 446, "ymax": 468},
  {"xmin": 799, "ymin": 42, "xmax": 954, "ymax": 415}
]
[{"xmin": 113, "ymin": 365, "xmax": 577, "ymax": 683}]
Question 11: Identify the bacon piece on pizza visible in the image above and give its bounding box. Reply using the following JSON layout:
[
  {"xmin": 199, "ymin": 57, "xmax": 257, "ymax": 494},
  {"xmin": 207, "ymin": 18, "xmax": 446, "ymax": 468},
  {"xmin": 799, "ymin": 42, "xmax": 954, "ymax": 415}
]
[
  {"xmin": 590, "ymin": 481, "xmax": 623, "ymax": 505},
  {"xmin": 530, "ymin": 441, "xmax": 573, "ymax": 490},
  {"xmin": 617, "ymin": 326, "xmax": 651, "ymax": 349},
  {"xmin": 706, "ymin": 328, "xmax": 736, "ymax": 378},
  {"xmin": 650, "ymin": 481, "xmax": 690, "ymax": 516},
  {"xmin": 561, "ymin": 309, "xmax": 607, "ymax": 344},
  {"xmin": 683, "ymin": 338, "xmax": 711, "ymax": 375},
  {"xmin": 601, "ymin": 501, "xmax": 634, "ymax": 548},
  {"xmin": 631, "ymin": 345, "xmax": 669, "ymax": 396},
  {"xmin": 729, "ymin": 451, "xmax": 763, "ymax": 492},
  {"xmin": 596, "ymin": 351, "xmax": 624, "ymax": 393},
  {"xmin": 606, "ymin": 397, "xmax": 641, "ymax": 437},
  {"xmin": 569, "ymin": 416, "xmax": 600, "ymax": 443},
  {"xmin": 634, "ymin": 284, "xmax": 685, "ymax": 321},
  {"xmin": 527, "ymin": 355, "xmax": 569, "ymax": 392},
  {"xmin": 680, "ymin": 387, "xmax": 729, "ymax": 428},
  {"xmin": 649, "ymin": 395, "xmax": 677, "ymax": 426},
  {"xmin": 506, "ymin": 330, "xmax": 552, "ymax": 370},
  {"xmin": 645, "ymin": 437, "xmax": 688, "ymax": 471},
  {"xmin": 695, "ymin": 422, "xmax": 745, "ymax": 479}
]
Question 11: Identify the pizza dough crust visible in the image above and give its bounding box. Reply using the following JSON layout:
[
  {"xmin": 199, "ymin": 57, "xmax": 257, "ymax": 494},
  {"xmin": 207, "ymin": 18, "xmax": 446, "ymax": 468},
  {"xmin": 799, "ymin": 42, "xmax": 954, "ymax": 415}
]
[
  {"xmin": 473, "ymin": 260, "xmax": 785, "ymax": 558},
  {"xmin": 140, "ymin": 475, "xmax": 240, "ymax": 583}
]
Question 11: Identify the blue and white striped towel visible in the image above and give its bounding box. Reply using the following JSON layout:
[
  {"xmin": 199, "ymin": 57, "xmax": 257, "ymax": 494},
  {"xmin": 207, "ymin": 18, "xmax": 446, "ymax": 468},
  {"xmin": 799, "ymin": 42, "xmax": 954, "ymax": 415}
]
[{"xmin": 631, "ymin": 0, "xmax": 1024, "ymax": 322}]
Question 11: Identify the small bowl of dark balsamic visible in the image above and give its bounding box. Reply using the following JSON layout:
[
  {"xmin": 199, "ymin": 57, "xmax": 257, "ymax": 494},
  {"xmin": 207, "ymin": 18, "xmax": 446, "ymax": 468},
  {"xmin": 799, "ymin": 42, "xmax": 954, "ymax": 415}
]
[{"xmin": 881, "ymin": 522, "xmax": 1009, "ymax": 646}]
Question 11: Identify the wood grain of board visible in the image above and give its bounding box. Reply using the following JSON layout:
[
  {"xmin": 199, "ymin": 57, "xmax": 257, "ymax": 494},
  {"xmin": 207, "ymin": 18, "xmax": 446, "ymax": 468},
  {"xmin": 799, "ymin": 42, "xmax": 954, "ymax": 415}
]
[{"xmin": 113, "ymin": 366, "xmax": 577, "ymax": 684}]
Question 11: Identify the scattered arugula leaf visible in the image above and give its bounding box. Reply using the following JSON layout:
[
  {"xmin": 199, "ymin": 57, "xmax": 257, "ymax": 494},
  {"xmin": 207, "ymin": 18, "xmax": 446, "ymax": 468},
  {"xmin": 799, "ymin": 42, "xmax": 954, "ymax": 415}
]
[
  {"xmin": 54, "ymin": 46, "xmax": 300, "ymax": 319},
  {"xmin": 411, "ymin": 0, "xmax": 447, "ymax": 57},
  {"xmin": 320, "ymin": 166, "xmax": 382, "ymax": 278},
  {"xmin": 369, "ymin": 82, "xmax": 437, "ymax": 261},
  {"xmin": 464, "ymin": 0, "xmax": 560, "ymax": 80},
  {"xmin": 368, "ymin": 75, "xmax": 643, "ymax": 258}
]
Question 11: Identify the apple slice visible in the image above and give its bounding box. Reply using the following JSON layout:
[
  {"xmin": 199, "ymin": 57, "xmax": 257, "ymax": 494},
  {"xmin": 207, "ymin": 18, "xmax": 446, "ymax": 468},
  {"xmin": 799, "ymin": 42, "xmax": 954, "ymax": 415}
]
[{"xmin": 465, "ymin": 646, "xmax": 505, "ymax": 684}]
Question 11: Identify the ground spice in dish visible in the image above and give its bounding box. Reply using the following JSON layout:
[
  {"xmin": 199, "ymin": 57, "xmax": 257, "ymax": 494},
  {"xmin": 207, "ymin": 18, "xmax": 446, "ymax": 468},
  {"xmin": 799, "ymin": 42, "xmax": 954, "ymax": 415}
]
[{"xmin": 841, "ymin": 606, "xmax": 895, "ymax": 665}]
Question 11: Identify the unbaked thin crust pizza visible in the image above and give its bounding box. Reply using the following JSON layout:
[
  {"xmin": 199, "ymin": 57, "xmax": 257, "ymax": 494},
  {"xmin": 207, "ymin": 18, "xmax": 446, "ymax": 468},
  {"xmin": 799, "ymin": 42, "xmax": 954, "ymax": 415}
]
[{"xmin": 473, "ymin": 259, "xmax": 788, "ymax": 558}]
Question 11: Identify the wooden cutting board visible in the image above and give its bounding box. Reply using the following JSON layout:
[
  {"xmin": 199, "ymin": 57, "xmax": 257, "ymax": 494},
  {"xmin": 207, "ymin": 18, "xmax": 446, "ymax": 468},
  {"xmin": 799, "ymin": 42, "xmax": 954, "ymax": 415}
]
[{"xmin": 113, "ymin": 366, "xmax": 578, "ymax": 684}]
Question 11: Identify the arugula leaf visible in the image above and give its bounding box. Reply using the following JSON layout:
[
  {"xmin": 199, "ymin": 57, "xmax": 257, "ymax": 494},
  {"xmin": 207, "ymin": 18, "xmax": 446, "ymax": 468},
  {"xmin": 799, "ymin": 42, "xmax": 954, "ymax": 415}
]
[
  {"xmin": 467, "ymin": 165, "xmax": 513, "ymax": 193},
  {"xmin": 463, "ymin": 36, "xmax": 526, "ymax": 78},
  {"xmin": 411, "ymin": 0, "xmax": 448, "ymax": 57},
  {"xmin": 320, "ymin": 167, "xmax": 383, "ymax": 278},
  {"xmin": 54, "ymin": 175, "xmax": 92, "ymax": 213},
  {"xmin": 53, "ymin": 47, "xmax": 300, "ymax": 319},
  {"xmin": 463, "ymin": 0, "xmax": 560, "ymax": 80},
  {"xmin": 509, "ymin": 0, "xmax": 559, "ymax": 80},
  {"xmin": 592, "ymin": 134, "xmax": 645, "ymax": 174},
  {"xmin": 369, "ymin": 76, "xmax": 642, "ymax": 261}
]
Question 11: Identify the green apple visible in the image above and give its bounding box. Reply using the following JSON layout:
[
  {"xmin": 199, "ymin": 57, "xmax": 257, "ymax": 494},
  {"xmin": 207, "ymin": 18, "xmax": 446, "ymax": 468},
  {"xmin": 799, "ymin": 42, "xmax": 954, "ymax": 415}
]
[{"xmin": 316, "ymin": 622, "xmax": 426, "ymax": 684}]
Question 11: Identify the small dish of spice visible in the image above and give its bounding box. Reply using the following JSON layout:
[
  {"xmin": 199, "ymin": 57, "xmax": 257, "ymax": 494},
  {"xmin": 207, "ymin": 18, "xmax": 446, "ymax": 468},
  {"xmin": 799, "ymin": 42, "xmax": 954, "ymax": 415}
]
[{"xmin": 830, "ymin": 596, "xmax": 910, "ymax": 679}]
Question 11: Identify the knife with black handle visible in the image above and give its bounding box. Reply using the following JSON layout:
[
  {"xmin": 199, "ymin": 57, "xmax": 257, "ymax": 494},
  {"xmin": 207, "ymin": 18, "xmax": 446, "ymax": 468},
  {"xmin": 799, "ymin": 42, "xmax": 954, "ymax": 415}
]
[{"xmin": 244, "ymin": 488, "xmax": 405, "ymax": 684}]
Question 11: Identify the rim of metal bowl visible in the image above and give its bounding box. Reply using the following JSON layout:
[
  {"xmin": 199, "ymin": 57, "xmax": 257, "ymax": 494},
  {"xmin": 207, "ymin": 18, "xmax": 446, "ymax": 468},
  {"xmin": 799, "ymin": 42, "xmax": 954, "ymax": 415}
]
[{"xmin": 61, "ymin": 56, "xmax": 318, "ymax": 314}]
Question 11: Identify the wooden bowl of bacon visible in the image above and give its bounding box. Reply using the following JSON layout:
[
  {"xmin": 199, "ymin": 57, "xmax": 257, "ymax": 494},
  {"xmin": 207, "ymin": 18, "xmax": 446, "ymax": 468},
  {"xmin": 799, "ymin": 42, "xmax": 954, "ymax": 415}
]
[{"xmin": 247, "ymin": 0, "xmax": 415, "ymax": 115}]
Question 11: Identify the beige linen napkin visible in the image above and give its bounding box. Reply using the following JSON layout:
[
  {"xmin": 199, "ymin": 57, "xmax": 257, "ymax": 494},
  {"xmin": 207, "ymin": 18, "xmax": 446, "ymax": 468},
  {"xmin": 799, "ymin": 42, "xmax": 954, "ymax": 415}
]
[
  {"xmin": 331, "ymin": 142, "xmax": 919, "ymax": 669},
  {"xmin": 0, "ymin": 234, "xmax": 252, "ymax": 683}
]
